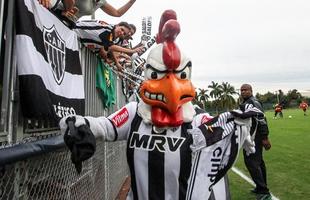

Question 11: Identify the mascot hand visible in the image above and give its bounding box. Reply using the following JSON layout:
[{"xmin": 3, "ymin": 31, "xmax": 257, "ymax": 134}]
[
  {"xmin": 59, "ymin": 115, "xmax": 96, "ymax": 174},
  {"xmin": 59, "ymin": 115, "xmax": 87, "ymax": 135},
  {"xmin": 243, "ymin": 135, "xmax": 255, "ymax": 156}
]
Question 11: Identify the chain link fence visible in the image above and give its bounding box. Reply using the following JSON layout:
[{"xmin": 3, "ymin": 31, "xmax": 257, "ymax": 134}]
[
  {"xmin": 0, "ymin": 140, "xmax": 127, "ymax": 200},
  {"xmin": 0, "ymin": 1, "xmax": 130, "ymax": 196},
  {"xmin": 0, "ymin": 47, "xmax": 129, "ymax": 200}
]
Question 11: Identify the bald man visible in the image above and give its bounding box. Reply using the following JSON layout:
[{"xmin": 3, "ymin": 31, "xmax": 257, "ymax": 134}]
[{"xmin": 240, "ymin": 84, "xmax": 272, "ymax": 200}]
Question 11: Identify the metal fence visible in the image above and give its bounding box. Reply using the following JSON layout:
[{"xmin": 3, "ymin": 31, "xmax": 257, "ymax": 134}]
[
  {"xmin": 0, "ymin": 140, "xmax": 127, "ymax": 200},
  {"xmin": 0, "ymin": 1, "xmax": 129, "ymax": 198}
]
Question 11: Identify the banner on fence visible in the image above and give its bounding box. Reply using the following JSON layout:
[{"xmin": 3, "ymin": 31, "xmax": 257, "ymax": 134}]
[
  {"xmin": 15, "ymin": 0, "xmax": 84, "ymax": 121},
  {"xmin": 96, "ymin": 58, "xmax": 116, "ymax": 109}
]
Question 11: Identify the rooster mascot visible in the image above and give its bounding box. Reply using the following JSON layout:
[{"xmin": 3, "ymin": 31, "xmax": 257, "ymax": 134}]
[{"xmin": 60, "ymin": 9, "xmax": 262, "ymax": 200}]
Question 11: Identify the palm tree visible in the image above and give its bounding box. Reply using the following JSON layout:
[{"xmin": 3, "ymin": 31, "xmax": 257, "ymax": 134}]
[
  {"xmin": 192, "ymin": 90, "xmax": 203, "ymax": 108},
  {"xmin": 208, "ymin": 81, "xmax": 222, "ymax": 114},
  {"xmin": 197, "ymin": 88, "xmax": 209, "ymax": 110},
  {"xmin": 208, "ymin": 81, "xmax": 221, "ymax": 99},
  {"xmin": 218, "ymin": 82, "xmax": 237, "ymax": 111}
]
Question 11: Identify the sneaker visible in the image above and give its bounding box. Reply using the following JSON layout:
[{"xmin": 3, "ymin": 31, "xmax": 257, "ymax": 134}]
[{"xmin": 256, "ymin": 193, "xmax": 272, "ymax": 200}]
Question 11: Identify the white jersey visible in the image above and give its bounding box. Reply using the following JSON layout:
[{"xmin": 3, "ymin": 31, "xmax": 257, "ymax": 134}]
[
  {"xmin": 74, "ymin": 20, "xmax": 114, "ymax": 51},
  {"xmin": 86, "ymin": 102, "xmax": 254, "ymax": 200}
]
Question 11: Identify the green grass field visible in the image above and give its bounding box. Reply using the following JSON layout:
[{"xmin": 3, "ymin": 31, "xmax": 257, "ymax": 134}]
[{"xmin": 228, "ymin": 108, "xmax": 310, "ymax": 200}]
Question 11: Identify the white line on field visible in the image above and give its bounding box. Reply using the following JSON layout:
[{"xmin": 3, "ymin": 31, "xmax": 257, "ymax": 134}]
[{"xmin": 232, "ymin": 167, "xmax": 280, "ymax": 200}]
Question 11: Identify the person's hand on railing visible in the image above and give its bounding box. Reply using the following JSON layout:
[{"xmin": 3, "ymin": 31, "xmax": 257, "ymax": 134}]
[
  {"xmin": 98, "ymin": 48, "xmax": 108, "ymax": 60},
  {"xmin": 119, "ymin": 52, "xmax": 131, "ymax": 61},
  {"xmin": 133, "ymin": 46, "xmax": 144, "ymax": 54},
  {"xmin": 61, "ymin": 7, "xmax": 79, "ymax": 22},
  {"xmin": 115, "ymin": 62, "xmax": 124, "ymax": 72},
  {"xmin": 63, "ymin": 0, "xmax": 75, "ymax": 11}
]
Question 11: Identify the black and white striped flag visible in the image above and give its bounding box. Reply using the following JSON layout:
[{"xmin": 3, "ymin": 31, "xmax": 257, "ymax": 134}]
[
  {"xmin": 15, "ymin": 0, "xmax": 84, "ymax": 121},
  {"xmin": 187, "ymin": 109, "xmax": 260, "ymax": 199}
]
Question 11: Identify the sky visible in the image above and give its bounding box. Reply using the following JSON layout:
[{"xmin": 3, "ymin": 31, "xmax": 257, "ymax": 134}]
[{"xmin": 93, "ymin": 0, "xmax": 310, "ymax": 95}]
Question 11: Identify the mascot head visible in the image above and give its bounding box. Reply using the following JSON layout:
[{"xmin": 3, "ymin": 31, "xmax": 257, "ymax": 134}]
[{"xmin": 139, "ymin": 10, "xmax": 196, "ymax": 128}]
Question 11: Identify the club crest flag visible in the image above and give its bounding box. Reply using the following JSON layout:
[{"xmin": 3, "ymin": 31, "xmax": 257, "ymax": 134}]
[
  {"xmin": 43, "ymin": 25, "xmax": 66, "ymax": 85},
  {"xmin": 15, "ymin": 0, "xmax": 85, "ymax": 121}
]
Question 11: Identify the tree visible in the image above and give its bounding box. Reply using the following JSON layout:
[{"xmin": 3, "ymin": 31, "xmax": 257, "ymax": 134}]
[
  {"xmin": 208, "ymin": 81, "xmax": 221, "ymax": 99},
  {"xmin": 208, "ymin": 81, "xmax": 222, "ymax": 114},
  {"xmin": 197, "ymin": 88, "xmax": 209, "ymax": 110},
  {"xmin": 256, "ymin": 89, "xmax": 305, "ymax": 109},
  {"xmin": 287, "ymin": 89, "xmax": 302, "ymax": 100},
  {"xmin": 256, "ymin": 92, "xmax": 277, "ymax": 104},
  {"xmin": 285, "ymin": 89, "xmax": 303, "ymax": 107},
  {"xmin": 218, "ymin": 82, "xmax": 237, "ymax": 111},
  {"xmin": 192, "ymin": 90, "xmax": 204, "ymax": 109}
]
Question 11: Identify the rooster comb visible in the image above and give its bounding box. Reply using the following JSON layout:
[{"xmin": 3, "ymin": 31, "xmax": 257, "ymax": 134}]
[{"xmin": 156, "ymin": 10, "xmax": 181, "ymax": 70}]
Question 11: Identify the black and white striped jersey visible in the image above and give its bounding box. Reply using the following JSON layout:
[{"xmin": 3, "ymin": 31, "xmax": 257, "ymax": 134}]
[
  {"xmin": 85, "ymin": 102, "xmax": 255, "ymax": 200},
  {"xmin": 74, "ymin": 20, "xmax": 115, "ymax": 51},
  {"xmin": 240, "ymin": 96, "xmax": 269, "ymax": 139}
]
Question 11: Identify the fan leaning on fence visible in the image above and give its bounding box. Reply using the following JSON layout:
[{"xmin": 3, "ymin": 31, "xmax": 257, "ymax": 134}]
[{"xmin": 59, "ymin": 9, "xmax": 263, "ymax": 200}]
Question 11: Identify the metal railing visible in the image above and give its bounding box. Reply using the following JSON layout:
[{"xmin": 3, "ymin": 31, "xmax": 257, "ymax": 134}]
[{"xmin": 0, "ymin": 0, "xmax": 129, "ymax": 199}]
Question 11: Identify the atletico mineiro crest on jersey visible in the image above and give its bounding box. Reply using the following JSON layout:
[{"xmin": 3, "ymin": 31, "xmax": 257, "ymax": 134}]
[{"xmin": 43, "ymin": 25, "xmax": 66, "ymax": 85}]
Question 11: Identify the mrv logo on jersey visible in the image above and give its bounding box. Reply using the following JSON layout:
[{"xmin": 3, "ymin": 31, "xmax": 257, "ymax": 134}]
[
  {"xmin": 43, "ymin": 25, "xmax": 66, "ymax": 85},
  {"xmin": 129, "ymin": 132, "xmax": 185, "ymax": 152}
]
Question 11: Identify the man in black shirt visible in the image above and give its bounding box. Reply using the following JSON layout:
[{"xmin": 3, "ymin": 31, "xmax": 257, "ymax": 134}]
[{"xmin": 240, "ymin": 84, "xmax": 272, "ymax": 200}]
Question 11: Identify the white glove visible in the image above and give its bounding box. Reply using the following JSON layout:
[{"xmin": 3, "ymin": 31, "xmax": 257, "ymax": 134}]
[
  {"xmin": 243, "ymin": 135, "xmax": 256, "ymax": 156},
  {"xmin": 59, "ymin": 115, "xmax": 88, "ymax": 135},
  {"xmin": 60, "ymin": 115, "xmax": 115, "ymax": 141}
]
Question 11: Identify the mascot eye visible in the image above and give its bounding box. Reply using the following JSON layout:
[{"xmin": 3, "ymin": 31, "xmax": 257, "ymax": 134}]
[
  {"xmin": 176, "ymin": 67, "xmax": 191, "ymax": 80},
  {"xmin": 151, "ymin": 72, "xmax": 158, "ymax": 79},
  {"xmin": 180, "ymin": 72, "xmax": 187, "ymax": 79},
  {"xmin": 145, "ymin": 67, "xmax": 166, "ymax": 80}
]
